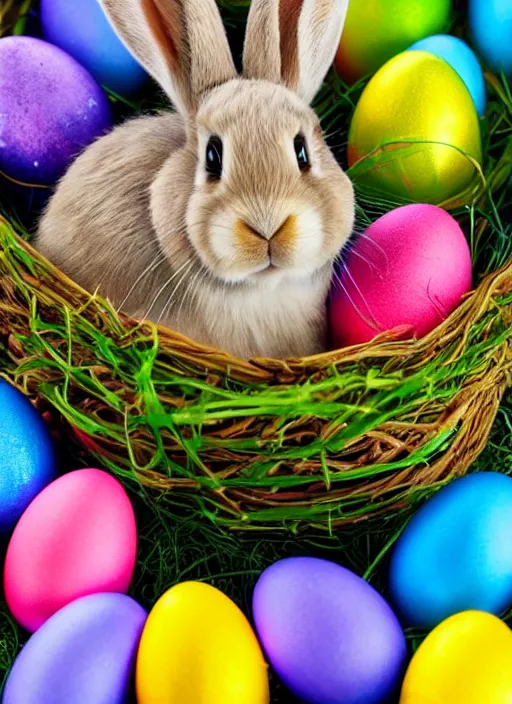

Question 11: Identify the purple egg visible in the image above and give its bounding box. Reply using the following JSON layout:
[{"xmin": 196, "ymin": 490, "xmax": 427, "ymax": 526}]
[
  {"xmin": 3, "ymin": 593, "xmax": 147, "ymax": 704},
  {"xmin": 253, "ymin": 557, "xmax": 407, "ymax": 704},
  {"xmin": 0, "ymin": 36, "xmax": 112, "ymax": 186}
]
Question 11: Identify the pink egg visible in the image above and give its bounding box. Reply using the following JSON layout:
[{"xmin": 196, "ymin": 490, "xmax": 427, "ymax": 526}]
[
  {"xmin": 330, "ymin": 204, "xmax": 472, "ymax": 348},
  {"xmin": 4, "ymin": 469, "xmax": 137, "ymax": 633}
]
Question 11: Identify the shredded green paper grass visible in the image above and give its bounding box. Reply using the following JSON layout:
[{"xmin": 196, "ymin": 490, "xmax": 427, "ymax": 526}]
[{"xmin": 0, "ymin": 2, "xmax": 511, "ymax": 700}]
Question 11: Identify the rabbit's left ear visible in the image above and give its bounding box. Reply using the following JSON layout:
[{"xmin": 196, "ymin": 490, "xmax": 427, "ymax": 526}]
[{"xmin": 243, "ymin": 0, "xmax": 349, "ymax": 104}]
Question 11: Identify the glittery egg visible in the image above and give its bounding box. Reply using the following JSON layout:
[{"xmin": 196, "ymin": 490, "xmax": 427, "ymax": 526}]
[
  {"xmin": 335, "ymin": 0, "xmax": 452, "ymax": 83},
  {"xmin": 41, "ymin": 0, "xmax": 147, "ymax": 95},
  {"xmin": 0, "ymin": 36, "xmax": 112, "ymax": 187},
  {"xmin": 407, "ymin": 35, "xmax": 487, "ymax": 116},
  {"xmin": 348, "ymin": 51, "xmax": 482, "ymax": 204}
]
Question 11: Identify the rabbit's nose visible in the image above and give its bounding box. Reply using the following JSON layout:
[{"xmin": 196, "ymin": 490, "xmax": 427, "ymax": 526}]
[{"xmin": 271, "ymin": 216, "xmax": 297, "ymax": 247}]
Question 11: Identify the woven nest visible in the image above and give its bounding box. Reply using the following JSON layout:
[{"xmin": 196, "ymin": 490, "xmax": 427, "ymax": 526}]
[
  {"xmin": 0, "ymin": 216, "xmax": 511, "ymax": 531},
  {"xmin": 1, "ymin": 2, "xmax": 512, "ymax": 535}
]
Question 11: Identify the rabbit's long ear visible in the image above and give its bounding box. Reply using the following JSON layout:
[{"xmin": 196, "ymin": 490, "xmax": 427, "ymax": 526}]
[
  {"xmin": 243, "ymin": 0, "xmax": 349, "ymax": 104},
  {"xmin": 99, "ymin": 0, "xmax": 237, "ymax": 116}
]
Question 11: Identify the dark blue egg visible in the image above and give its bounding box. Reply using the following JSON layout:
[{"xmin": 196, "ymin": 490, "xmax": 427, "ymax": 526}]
[
  {"xmin": 390, "ymin": 472, "xmax": 512, "ymax": 629},
  {"xmin": 41, "ymin": 0, "xmax": 148, "ymax": 95},
  {"xmin": 0, "ymin": 381, "xmax": 57, "ymax": 536}
]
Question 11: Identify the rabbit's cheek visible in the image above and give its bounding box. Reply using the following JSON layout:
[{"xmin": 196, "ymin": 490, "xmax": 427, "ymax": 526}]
[{"xmin": 271, "ymin": 209, "xmax": 324, "ymax": 270}]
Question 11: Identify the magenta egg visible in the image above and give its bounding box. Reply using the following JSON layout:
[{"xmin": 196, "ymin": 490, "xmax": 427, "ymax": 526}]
[
  {"xmin": 0, "ymin": 36, "xmax": 112, "ymax": 186},
  {"xmin": 330, "ymin": 204, "xmax": 472, "ymax": 348},
  {"xmin": 3, "ymin": 593, "xmax": 147, "ymax": 704},
  {"xmin": 4, "ymin": 468, "xmax": 137, "ymax": 632}
]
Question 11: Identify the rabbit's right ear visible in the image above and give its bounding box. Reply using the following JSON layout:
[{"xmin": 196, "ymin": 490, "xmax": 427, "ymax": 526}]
[{"xmin": 99, "ymin": 0, "xmax": 237, "ymax": 116}]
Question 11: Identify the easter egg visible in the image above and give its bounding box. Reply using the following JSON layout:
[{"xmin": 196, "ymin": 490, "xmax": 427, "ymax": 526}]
[
  {"xmin": 335, "ymin": 0, "xmax": 452, "ymax": 83},
  {"xmin": 4, "ymin": 468, "xmax": 137, "ymax": 632},
  {"xmin": 329, "ymin": 204, "xmax": 472, "ymax": 348},
  {"xmin": 389, "ymin": 472, "xmax": 512, "ymax": 630},
  {"xmin": 253, "ymin": 557, "xmax": 407, "ymax": 704},
  {"xmin": 470, "ymin": 0, "xmax": 512, "ymax": 76},
  {"xmin": 400, "ymin": 611, "xmax": 512, "ymax": 703},
  {"xmin": 347, "ymin": 51, "xmax": 482, "ymax": 204},
  {"xmin": 0, "ymin": 381, "xmax": 56, "ymax": 537},
  {"xmin": 136, "ymin": 581, "xmax": 269, "ymax": 703},
  {"xmin": 3, "ymin": 593, "xmax": 147, "ymax": 704},
  {"xmin": 408, "ymin": 35, "xmax": 486, "ymax": 116},
  {"xmin": 0, "ymin": 36, "xmax": 112, "ymax": 186},
  {"xmin": 41, "ymin": 0, "xmax": 147, "ymax": 95}
]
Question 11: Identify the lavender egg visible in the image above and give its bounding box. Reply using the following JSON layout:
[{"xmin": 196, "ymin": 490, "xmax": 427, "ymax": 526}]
[
  {"xmin": 253, "ymin": 557, "xmax": 407, "ymax": 704},
  {"xmin": 0, "ymin": 36, "xmax": 112, "ymax": 186},
  {"xmin": 3, "ymin": 593, "xmax": 147, "ymax": 704}
]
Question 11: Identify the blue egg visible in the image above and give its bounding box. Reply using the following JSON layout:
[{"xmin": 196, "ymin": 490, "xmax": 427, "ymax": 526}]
[
  {"xmin": 41, "ymin": 0, "xmax": 147, "ymax": 95},
  {"xmin": 408, "ymin": 35, "xmax": 486, "ymax": 116},
  {"xmin": 0, "ymin": 381, "xmax": 57, "ymax": 536},
  {"xmin": 389, "ymin": 472, "xmax": 512, "ymax": 629},
  {"xmin": 469, "ymin": 0, "xmax": 512, "ymax": 76}
]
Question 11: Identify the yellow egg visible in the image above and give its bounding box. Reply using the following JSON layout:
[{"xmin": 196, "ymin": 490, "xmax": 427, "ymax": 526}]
[
  {"xmin": 400, "ymin": 611, "xmax": 512, "ymax": 703},
  {"xmin": 348, "ymin": 51, "xmax": 482, "ymax": 205},
  {"xmin": 136, "ymin": 581, "xmax": 270, "ymax": 703}
]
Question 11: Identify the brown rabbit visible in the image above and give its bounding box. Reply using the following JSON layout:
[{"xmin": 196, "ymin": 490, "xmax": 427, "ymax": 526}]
[{"xmin": 36, "ymin": 0, "xmax": 355, "ymax": 359}]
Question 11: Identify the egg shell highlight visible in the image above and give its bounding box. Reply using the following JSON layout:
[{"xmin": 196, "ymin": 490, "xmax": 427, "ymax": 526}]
[
  {"xmin": 347, "ymin": 50, "xmax": 482, "ymax": 204},
  {"xmin": 469, "ymin": 0, "xmax": 512, "ymax": 76},
  {"xmin": 3, "ymin": 593, "xmax": 147, "ymax": 704},
  {"xmin": 136, "ymin": 581, "xmax": 270, "ymax": 704},
  {"xmin": 41, "ymin": 0, "xmax": 147, "ymax": 95},
  {"xmin": 0, "ymin": 380, "xmax": 57, "ymax": 537},
  {"xmin": 0, "ymin": 36, "xmax": 112, "ymax": 186},
  {"xmin": 407, "ymin": 34, "xmax": 486, "ymax": 116},
  {"xmin": 253, "ymin": 557, "xmax": 407, "ymax": 704},
  {"xmin": 329, "ymin": 204, "xmax": 472, "ymax": 348},
  {"xmin": 390, "ymin": 472, "xmax": 512, "ymax": 629},
  {"xmin": 335, "ymin": 0, "xmax": 452, "ymax": 83},
  {"xmin": 400, "ymin": 611, "xmax": 512, "ymax": 704},
  {"xmin": 4, "ymin": 468, "xmax": 137, "ymax": 632}
]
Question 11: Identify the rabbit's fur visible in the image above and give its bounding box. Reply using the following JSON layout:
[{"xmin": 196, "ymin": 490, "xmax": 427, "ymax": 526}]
[{"xmin": 37, "ymin": 0, "xmax": 355, "ymax": 359}]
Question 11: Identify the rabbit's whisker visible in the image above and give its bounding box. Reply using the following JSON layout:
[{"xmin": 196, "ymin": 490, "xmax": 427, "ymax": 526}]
[{"xmin": 144, "ymin": 258, "xmax": 194, "ymax": 321}]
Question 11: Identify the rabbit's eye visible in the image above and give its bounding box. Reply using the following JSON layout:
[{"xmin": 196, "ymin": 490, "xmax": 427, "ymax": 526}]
[
  {"xmin": 294, "ymin": 134, "xmax": 310, "ymax": 172},
  {"xmin": 206, "ymin": 136, "xmax": 223, "ymax": 180}
]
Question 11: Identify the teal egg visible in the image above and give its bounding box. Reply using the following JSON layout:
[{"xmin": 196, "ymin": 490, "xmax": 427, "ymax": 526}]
[
  {"xmin": 0, "ymin": 381, "xmax": 57, "ymax": 536},
  {"xmin": 408, "ymin": 35, "xmax": 487, "ymax": 116},
  {"xmin": 389, "ymin": 473, "xmax": 512, "ymax": 629},
  {"xmin": 470, "ymin": 0, "xmax": 512, "ymax": 76}
]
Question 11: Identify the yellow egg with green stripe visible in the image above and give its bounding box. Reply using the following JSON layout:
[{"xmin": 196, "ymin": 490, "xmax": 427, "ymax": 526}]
[
  {"xmin": 136, "ymin": 581, "xmax": 270, "ymax": 704},
  {"xmin": 348, "ymin": 51, "xmax": 482, "ymax": 205}
]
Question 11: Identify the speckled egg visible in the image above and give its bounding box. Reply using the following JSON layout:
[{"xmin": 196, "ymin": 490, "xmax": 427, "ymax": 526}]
[
  {"xmin": 41, "ymin": 0, "xmax": 147, "ymax": 95},
  {"xmin": 0, "ymin": 380, "xmax": 57, "ymax": 538},
  {"xmin": 0, "ymin": 36, "xmax": 112, "ymax": 186},
  {"xmin": 348, "ymin": 50, "xmax": 482, "ymax": 204}
]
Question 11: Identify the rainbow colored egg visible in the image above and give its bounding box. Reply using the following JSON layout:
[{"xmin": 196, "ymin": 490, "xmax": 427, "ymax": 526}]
[
  {"xmin": 400, "ymin": 611, "xmax": 512, "ymax": 704},
  {"xmin": 335, "ymin": 0, "xmax": 452, "ymax": 83},
  {"xmin": 348, "ymin": 50, "xmax": 482, "ymax": 205}
]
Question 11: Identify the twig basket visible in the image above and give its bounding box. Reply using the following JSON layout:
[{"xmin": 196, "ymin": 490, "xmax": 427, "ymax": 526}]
[{"xmin": 0, "ymin": 218, "xmax": 510, "ymax": 531}]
